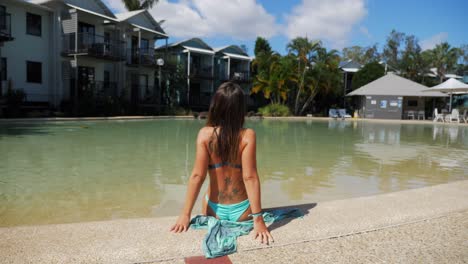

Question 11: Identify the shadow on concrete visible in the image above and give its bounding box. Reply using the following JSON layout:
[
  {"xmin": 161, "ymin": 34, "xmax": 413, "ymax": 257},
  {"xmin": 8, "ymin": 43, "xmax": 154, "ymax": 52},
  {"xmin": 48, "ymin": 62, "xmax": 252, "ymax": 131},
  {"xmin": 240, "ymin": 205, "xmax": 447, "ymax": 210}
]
[{"xmin": 265, "ymin": 202, "xmax": 317, "ymax": 232}]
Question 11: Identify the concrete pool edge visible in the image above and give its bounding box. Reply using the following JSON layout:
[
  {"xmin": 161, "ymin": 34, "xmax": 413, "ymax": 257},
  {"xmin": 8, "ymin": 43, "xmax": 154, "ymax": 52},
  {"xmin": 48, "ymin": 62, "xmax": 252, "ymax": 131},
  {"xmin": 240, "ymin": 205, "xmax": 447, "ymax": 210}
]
[
  {"xmin": 1, "ymin": 180, "xmax": 467, "ymax": 264},
  {"xmin": 1, "ymin": 115, "xmax": 467, "ymax": 126}
]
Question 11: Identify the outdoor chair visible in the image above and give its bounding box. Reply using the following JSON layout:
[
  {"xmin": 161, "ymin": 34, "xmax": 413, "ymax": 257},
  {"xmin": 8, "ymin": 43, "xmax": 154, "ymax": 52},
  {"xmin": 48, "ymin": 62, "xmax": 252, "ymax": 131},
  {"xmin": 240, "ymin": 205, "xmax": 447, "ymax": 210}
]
[
  {"xmin": 337, "ymin": 109, "xmax": 352, "ymax": 119},
  {"xmin": 445, "ymin": 109, "xmax": 460, "ymax": 123},
  {"xmin": 407, "ymin": 110, "xmax": 415, "ymax": 120},
  {"xmin": 328, "ymin": 109, "xmax": 339, "ymax": 119},
  {"xmin": 433, "ymin": 108, "xmax": 444, "ymax": 122},
  {"xmin": 417, "ymin": 110, "xmax": 425, "ymax": 120},
  {"xmin": 461, "ymin": 109, "xmax": 467, "ymax": 123}
]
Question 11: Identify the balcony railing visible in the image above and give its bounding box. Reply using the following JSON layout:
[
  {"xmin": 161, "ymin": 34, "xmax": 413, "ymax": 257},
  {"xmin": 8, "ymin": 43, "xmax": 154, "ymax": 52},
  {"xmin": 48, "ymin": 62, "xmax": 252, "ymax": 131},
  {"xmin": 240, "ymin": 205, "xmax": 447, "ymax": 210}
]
[
  {"xmin": 62, "ymin": 33, "xmax": 126, "ymax": 61},
  {"xmin": 71, "ymin": 80, "xmax": 118, "ymax": 99},
  {"xmin": 0, "ymin": 12, "xmax": 13, "ymax": 41},
  {"xmin": 219, "ymin": 71, "xmax": 251, "ymax": 82},
  {"xmin": 131, "ymin": 85, "xmax": 162, "ymax": 105},
  {"xmin": 189, "ymin": 66, "xmax": 213, "ymax": 79},
  {"xmin": 189, "ymin": 92, "xmax": 212, "ymax": 107},
  {"xmin": 230, "ymin": 71, "xmax": 251, "ymax": 82},
  {"xmin": 127, "ymin": 48, "xmax": 153, "ymax": 66}
]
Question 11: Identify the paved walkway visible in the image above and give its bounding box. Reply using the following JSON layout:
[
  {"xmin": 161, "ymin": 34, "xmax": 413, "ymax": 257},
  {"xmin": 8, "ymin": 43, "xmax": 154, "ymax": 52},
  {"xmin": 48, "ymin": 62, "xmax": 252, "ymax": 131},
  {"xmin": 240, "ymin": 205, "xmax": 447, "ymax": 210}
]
[{"xmin": 1, "ymin": 180, "xmax": 467, "ymax": 264}]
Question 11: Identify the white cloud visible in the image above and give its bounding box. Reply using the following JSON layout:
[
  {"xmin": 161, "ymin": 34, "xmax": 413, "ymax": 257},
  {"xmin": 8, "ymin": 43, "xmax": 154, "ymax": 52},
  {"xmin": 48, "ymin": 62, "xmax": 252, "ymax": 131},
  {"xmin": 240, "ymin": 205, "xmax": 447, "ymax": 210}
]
[
  {"xmin": 359, "ymin": 26, "xmax": 372, "ymax": 39},
  {"xmin": 285, "ymin": 0, "xmax": 367, "ymax": 48},
  {"xmin": 420, "ymin": 32, "xmax": 448, "ymax": 50},
  {"xmin": 148, "ymin": 0, "xmax": 278, "ymax": 40},
  {"xmin": 102, "ymin": 0, "xmax": 126, "ymax": 13}
]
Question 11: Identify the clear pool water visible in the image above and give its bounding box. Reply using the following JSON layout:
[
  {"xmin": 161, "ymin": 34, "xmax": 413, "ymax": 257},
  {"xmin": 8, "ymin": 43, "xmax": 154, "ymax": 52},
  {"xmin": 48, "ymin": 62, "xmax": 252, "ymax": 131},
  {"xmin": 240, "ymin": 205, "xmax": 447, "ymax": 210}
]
[{"xmin": 0, "ymin": 119, "xmax": 467, "ymax": 227}]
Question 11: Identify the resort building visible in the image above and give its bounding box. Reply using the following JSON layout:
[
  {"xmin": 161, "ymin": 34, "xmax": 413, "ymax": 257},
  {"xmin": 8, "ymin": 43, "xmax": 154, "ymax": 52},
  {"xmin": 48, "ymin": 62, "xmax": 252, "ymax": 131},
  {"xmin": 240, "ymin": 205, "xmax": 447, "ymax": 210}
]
[
  {"xmin": 0, "ymin": 0, "xmax": 54, "ymax": 107},
  {"xmin": 157, "ymin": 38, "xmax": 215, "ymax": 109},
  {"xmin": 347, "ymin": 73, "xmax": 447, "ymax": 119},
  {"xmin": 115, "ymin": 9, "xmax": 168, "ymax": 110},
  {"xmin": 214, "ymin": 45, "xmax": 253, "ymax": 106},
  {"xmin": 1, "ymin": 0, "xmax": 167, "ymax": 114}
]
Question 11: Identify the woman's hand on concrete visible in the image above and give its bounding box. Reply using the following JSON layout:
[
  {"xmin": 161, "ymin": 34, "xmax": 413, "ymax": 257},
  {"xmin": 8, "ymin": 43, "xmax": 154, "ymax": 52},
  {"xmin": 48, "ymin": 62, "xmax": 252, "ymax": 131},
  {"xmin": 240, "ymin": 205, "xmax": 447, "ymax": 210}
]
[
  {"xmin": 170, "ymin": 214, "xmax": 190, "ymax": 233},
  {"xmin": 252, "ymin": 216, "xmax": 274, "ymax": 245}
]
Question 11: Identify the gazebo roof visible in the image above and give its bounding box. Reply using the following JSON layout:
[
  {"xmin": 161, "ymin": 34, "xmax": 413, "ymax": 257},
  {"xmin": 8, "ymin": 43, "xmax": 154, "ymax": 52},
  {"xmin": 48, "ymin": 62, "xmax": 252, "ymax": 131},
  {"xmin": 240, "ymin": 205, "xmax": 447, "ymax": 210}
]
[
  {"xmin": 424, "ymin": 78, "xmax": 468, "ymax": 93},
  {"xmin": 347, "ymin": 73, "xmax": 447, "ymax": 97}
]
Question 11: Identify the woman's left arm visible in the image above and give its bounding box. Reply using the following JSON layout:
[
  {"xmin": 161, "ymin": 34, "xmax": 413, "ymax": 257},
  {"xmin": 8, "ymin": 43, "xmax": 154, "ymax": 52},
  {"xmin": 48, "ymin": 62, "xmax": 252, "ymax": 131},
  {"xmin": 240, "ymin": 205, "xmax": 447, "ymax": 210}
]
[{"xmin": 170, "ymin": 128, "xmax": 209, "ymax": 233}]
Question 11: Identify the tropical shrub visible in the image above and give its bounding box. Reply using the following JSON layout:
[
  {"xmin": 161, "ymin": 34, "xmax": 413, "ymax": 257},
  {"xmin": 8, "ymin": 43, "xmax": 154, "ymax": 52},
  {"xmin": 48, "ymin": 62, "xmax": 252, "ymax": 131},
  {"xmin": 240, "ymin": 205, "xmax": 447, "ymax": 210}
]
[{"xmin": 258, "ymin": 104, "xmax": 291, "ymax": 117}]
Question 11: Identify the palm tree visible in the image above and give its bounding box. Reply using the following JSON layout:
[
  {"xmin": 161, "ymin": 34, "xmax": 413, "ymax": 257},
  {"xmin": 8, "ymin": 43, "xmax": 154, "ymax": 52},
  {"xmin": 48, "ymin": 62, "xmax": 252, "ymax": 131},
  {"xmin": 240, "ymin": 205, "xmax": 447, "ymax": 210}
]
[
  {"xmin": 298, "ymin": 47, "xmax": 341, "ymax": 115},
  {"xmin": 122, "ymin": 0, "xmax": 158, "ymax": 11},
  {"xmin": 429, "ymin": 42, "xmax": 459, "ymax": 83},
  {"xmin": 252, "ymin": 52, "xmax": 297, "ymax": 104},
  {"xmin": 287, "ymin": 37, "xmax": 321, "ymax": 115}
]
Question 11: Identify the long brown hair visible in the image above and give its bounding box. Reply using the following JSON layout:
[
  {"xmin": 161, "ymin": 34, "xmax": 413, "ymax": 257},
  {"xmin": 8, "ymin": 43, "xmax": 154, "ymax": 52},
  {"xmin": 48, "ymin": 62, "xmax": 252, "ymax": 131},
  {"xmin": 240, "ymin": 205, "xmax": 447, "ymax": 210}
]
[{"xmin": 206, "ymin": 82, "xmax": 246, "ymax": 163}]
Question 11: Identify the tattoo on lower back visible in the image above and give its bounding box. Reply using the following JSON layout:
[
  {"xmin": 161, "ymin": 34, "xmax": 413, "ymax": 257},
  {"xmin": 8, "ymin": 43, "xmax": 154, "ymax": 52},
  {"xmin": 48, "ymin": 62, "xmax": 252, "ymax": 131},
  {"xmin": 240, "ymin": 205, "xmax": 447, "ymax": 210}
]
[
  {"xmin": 219, "ymin": 190, "xmax": 232, "ymax": 202},
  {"xmin": 224, "ymin": 176, "xmax": 232, "ymax": 186},
  {"xmin": 232, "ymin": 188, "xmax": 239, "ymax": 195}
]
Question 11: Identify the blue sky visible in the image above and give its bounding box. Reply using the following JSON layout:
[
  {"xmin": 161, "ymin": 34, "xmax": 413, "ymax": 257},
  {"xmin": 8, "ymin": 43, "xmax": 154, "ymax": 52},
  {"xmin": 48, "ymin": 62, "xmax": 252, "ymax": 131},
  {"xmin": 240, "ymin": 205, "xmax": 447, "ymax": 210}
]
[{"xmin": 105, "ymin": 0, "xmax": 468, "ymax": 56}]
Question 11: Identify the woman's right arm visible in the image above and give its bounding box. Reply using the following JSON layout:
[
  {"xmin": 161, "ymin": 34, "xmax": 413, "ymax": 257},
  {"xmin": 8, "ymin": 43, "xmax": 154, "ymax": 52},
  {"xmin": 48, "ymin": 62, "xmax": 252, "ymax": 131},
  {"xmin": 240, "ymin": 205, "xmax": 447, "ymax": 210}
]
[
  {"xmin": 242, "ymin": 129, "xmax": 274, "ymax": 244},
  {"xmin": 170, "ymin": 128, "xmax": 209, "ymax": 233}
]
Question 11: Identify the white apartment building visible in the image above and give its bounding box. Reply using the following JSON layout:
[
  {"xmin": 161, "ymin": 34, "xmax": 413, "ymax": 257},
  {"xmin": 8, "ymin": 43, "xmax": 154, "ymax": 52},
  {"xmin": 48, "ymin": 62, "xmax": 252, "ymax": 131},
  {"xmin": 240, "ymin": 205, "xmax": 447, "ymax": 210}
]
[{"xmin": 0, "ymin": 0, "xmax": 167, "ymax": 113}]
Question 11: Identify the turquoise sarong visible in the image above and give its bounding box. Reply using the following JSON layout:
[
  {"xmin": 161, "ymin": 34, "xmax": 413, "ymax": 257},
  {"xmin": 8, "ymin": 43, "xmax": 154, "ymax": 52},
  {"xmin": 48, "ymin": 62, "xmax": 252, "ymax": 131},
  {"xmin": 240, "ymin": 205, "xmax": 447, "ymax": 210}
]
[{"xmin": 190, "ymin": 208, "xmax": 303, "ymax": 258}]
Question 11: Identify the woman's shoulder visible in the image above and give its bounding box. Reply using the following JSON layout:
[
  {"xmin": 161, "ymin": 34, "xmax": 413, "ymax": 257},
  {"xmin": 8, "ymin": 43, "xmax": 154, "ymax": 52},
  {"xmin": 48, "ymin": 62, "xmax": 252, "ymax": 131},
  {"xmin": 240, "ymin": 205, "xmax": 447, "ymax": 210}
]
[
  {"xmin": 241, "ymin": 128, "xmax": 256, "ymax": 141},
  {"xmin": 196, "ymin": 126, "xmax": 214, "ymax": 142}
]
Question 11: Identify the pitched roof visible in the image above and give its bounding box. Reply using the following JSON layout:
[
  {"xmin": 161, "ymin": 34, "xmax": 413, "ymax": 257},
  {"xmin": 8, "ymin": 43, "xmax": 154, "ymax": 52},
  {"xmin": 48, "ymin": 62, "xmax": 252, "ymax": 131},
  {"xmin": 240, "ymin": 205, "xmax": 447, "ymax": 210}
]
[
  {"xmin": 32, "ymin": 0, "xmax": 116, "ymax": 18},
  {"xmin": 214, "ymin": 45, "xmax": 249, "ymax": 56},
  {"xmin": 339, "ymin": 60, "xmax": 362, "ymax": 69},
  {"xmin": 159, "ymin": 38, "xmax": 213, "ymax": 52},
  {"xmin": 347, "ymin": 73, "xmax": 447, "ymax": 97},
  {"xmin": 116, "ymin": 9, "xmax": 167, "ymax": 37},
  {"xmin": 115, "ymin": 10, "xmax": 146, "ymax": 21}
]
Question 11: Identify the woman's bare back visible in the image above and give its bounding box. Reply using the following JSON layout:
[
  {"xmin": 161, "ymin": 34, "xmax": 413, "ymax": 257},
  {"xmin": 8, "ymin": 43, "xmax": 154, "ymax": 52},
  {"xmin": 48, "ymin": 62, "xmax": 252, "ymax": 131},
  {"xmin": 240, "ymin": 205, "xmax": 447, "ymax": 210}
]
[{"xmin": 202, "ymin": 126, "xmax": 249, "ymax": 204}]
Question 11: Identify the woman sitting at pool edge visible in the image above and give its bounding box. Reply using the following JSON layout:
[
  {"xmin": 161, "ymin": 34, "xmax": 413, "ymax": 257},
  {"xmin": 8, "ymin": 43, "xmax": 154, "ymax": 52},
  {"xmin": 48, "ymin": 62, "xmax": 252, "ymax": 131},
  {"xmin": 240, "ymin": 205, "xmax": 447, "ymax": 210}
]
[{"xmin": 170, "ymin": 82, "xmax": 273, "ymax": 244}]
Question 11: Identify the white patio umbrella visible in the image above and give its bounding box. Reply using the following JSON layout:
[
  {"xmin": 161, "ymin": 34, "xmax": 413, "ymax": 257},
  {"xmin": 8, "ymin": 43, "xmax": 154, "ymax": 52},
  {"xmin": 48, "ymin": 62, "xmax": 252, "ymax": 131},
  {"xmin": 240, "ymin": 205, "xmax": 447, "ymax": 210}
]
[{"xmin": 423, "ymin": 78, "xmax": 468, "ymax": 111}]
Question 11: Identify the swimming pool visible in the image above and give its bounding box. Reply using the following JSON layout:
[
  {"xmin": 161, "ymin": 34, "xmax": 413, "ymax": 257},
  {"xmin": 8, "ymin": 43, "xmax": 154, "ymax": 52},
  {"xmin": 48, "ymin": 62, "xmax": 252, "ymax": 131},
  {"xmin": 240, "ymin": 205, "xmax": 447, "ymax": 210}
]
[{"xmin": 0, "ymin": 119, "xmax": 466, "ymax": 227}]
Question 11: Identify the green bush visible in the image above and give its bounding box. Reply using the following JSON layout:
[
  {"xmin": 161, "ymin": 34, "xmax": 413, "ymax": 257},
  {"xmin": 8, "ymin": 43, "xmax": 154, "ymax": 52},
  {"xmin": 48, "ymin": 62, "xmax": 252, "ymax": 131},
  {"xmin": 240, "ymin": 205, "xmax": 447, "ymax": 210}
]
[
  {"xmin": 258, "ymin": 103, "xmax": 291, "ymax": 116},
  {"xmin": 162, "ymin": 106, "xmax": 192, "ymax": 116}
]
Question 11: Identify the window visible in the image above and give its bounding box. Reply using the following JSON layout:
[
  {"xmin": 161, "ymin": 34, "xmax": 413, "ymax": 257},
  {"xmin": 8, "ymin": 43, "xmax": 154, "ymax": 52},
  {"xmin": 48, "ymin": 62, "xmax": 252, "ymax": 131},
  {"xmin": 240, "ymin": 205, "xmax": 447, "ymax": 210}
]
[
  {"xmin": 407, "ymin": 100, "xmax": 418, "ymax": 107},
  {"xmin": 26, "ymin": 61, "xmax": 42, "ymax": 83},
  {"xmin": 1, "ymin": 58, "xmax": 6, "ymax": 81},
  {"xmin": 26, "ymin": 12, "xmax": 41, "ymax": 36},
  {"xmin": 140, "ymin": 38, "xmax": 149, "ymax": 50},
  {"xmin": 0, "ymin": 6, "xmax": 6, "ymax": 31}
]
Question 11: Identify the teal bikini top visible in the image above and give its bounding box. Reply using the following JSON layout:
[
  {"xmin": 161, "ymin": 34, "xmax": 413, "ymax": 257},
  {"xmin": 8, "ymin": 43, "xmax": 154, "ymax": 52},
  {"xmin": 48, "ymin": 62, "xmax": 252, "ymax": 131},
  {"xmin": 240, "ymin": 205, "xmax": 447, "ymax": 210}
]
[{"xmin": 208, "ymin": 162, "xmax": 242, "ymax": 170}]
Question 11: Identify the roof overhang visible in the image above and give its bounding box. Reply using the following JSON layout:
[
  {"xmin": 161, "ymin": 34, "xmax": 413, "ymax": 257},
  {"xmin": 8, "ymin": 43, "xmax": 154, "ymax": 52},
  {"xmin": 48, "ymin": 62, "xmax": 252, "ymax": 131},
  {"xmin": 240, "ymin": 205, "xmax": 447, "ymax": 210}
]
[
  {"xmin": 66, "ymin": 4, "xmax": 119, "ymax": 22},
  {"xmin": 182, "ymin": 46, "xmax": 215, "ymax": 55},
  {"xmin": 341, "ymin": 68, "xmax": 359, "ymax": 72},
  {"xmin": 130, "ymin": 23, "xmax": 168, "ymax": 38},
  {"xmin": 12, "ymin": 0, "xmax": 53, "ymax": 12},
  {"xmin": 222, "ymin": 52, "xmax": 252, "ymax": 61},
  {"xmin": 346, "ymin": 92, "xmax": 448, "ymax": 97}
]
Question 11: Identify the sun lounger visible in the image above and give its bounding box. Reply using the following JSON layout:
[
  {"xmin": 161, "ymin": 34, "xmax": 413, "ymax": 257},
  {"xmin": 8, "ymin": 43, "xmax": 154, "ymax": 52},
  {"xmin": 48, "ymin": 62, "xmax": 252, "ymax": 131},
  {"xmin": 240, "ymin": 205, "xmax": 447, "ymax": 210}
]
[
  {"xmin": 337, "ymin": 109, "xmax": 352, "ymax": 119},
  {"xmin": 433, "ymin": 108, "xmax": 444, "ymax": 122},
  {"xmin": 445, "ymin": 109, "xmax": 460, "ymax": 123},
  {"xmin": 328, "ymin": 109, "xmax": 339, "ymax": 119},
  {"xmin": 461, "ymin": 109, "xmax": 467, "ymax": 123}
]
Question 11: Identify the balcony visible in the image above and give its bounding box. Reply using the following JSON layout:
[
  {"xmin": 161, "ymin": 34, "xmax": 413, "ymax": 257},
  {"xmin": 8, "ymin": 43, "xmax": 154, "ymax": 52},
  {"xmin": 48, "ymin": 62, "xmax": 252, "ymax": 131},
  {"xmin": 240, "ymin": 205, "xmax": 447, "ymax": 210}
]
[
  {"xmin": 130, "ymin": 85, "xmax": 162, "ymax": 105},
  {"xmin": 0, "ymin": 12, "xmax": 13, "ymax": 42},
  {"xmin": 189, "ymin": 66, "xmax": 213, "ymax": 79},
  {"xmin": 219, "ymin": 71, "xmax": 251, "ymax": 82},
  {"xmin": 127, "ymin": 48, "xmax": 165, "ymax": 67},
  {"xmin": 70, "ymin": 80, "xmax": 118, "ymax": 99},
  {"xmin": 62, "ymin": 32, "xmax": 126, "ymax": 61}
]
